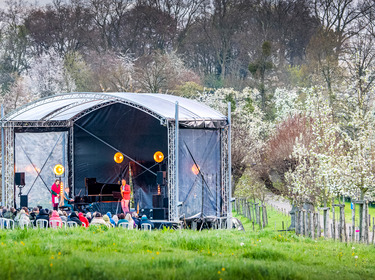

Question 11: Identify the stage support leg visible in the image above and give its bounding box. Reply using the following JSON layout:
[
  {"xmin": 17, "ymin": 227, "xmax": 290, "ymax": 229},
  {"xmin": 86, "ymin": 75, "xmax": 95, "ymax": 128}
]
[
  {"xmin": 227, "ymin": 102, "xmax": 232, "ymax": 229},
  {"xmin": 175, "ymin": 102, "xmax": 179, "ymax": 222},
  {"xmin": 1, "ymin": 104, "xmax": 4, "ymax": 206}
]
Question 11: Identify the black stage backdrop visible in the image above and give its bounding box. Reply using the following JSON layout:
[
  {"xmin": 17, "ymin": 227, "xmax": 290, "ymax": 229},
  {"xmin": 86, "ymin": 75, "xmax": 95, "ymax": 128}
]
[{"xmin": 73, "ymin": 103, "xmax": 167, "ymax": 208}]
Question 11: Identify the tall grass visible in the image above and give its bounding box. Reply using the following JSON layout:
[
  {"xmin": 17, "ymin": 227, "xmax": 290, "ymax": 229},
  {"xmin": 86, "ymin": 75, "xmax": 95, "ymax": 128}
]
[{"xmin": 0, "ymin": 213, "xmax": 374, "ymax": 280}]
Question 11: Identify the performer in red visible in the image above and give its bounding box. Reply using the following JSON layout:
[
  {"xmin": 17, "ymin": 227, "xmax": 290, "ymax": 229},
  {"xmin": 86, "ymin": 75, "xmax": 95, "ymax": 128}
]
[
  {"xmin": 51, "ymin": 179, "xmax": 60, "ymax": 211},
  {"xmin": 120, "ymin": 179, "xmax": 131, "ymax": 214}
]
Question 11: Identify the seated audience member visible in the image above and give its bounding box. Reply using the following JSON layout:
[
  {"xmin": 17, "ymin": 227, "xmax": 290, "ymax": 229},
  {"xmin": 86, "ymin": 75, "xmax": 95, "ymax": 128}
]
[
  {"xmin": 58, "ymin": 210, "xmax": 67, "ymax": 223},
  {"xmin": 132, "ymin": 212, "xmax": 140, "ymax": 229},
  {"xmin": 125, "ymin": 213, "xmax": 135, "ymax": 229},
  {"xmin": 4, "ymin": 207, "xmax": 16, "ymax": 220},
  {"xmin": 35, "ymin": 209, "xmax": 50, "ymax": 226},
  {"xmin": 49, "ymin": 210, "xmax": 63, "ymax": 228},
  {"xmin": 63, "ymin": 186, "xmax": 74, "ymax": 211},
  {"xmin": 140, "ymin": 215, "xmax": 154, "ymax": 229},
  {"xmin": 29, "ymin": 207, "xmax": 39, "ymax": 223},
  {"xmin": 1, "ymin": 207, "xmax": 7, "ymax": 218},
  {"xmin": 14, "ymin": 210, "xmax": 22, "ymax": 224},
  {"xmin": 48, "ymin": 210, "xmax": 53, "ymax": 219},
  {"xmin": 103, "ymin": 214, "xmax": 112, "ymax": 227},
  {"xmin": 90, "ymin": 212, "xmax": 109, "ymax": 227},
  {"xmin": 117, "ymin": 213, "xmax": 128, "ymax": 226},
  {"xmin": 68, "ymin": 211, "xmax": 82, "ymax": 226},
  {"xmin": 86, "ymin": 212, "xmax": 92, "ymax": 223},
  {"xmin": 106, "ymin": 212, "xmax": 116, "ymax": 227},
  {"xmin": 112, "ymin": 214, "xmax": 119, "ymax": 226},
  {"xmin": 22, "ymin": 207, "xmax": 30, "ymax": 215},
  {"xmin": 18, "ymin": 209, "xmax": 30, "ymax": 227},
  {"xmin": 78, "ymin": 212, "xmax": 89, "ymax": 227}
]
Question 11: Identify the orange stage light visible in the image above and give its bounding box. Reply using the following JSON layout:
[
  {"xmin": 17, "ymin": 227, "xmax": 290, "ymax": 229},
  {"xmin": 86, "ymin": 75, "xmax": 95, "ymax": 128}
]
[
  {"xmin": 53, "ymin": 164, "xmax": 65, "ymax": 176},
  {"xmin": 192, "ymin": 164, "xmax": 200, "ymax": 175},
  {"xmin": 114, "ymin": 152, "xmax": 124, "ymax": 163},
  {"xmin": 153, "ymin": 151, "xmax": 164, "ymax": 163}
]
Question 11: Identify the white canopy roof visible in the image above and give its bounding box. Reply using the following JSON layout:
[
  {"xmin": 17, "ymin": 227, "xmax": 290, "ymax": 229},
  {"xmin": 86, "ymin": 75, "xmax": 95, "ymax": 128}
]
[{"xmin": 4, "ymin": 92, "xmax": 227, "ymax": 128}]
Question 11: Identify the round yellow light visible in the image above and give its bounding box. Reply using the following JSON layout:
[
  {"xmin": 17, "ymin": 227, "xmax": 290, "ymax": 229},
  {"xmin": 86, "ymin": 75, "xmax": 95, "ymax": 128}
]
[
  {"xmin": 153, "ymin": 151, "xmax": 164, "ymax": 163},
  {"xmin": 53, "ymin": 164, "xmax": 65, "ymax": 176},
  {"xmin": 114, "ymin": 152, "xmax": 124, "ymax": 163},
  {"xmin": 192, "ymin": 164, "xmax": 200, "ymax": 175}
]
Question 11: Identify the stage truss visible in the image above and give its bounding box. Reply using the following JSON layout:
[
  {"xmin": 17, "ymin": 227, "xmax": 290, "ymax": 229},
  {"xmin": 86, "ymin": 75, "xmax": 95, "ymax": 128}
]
[
  {"xmin": 1, "ymin": 94, "xmax": 230, "ymax": 227},
  {"xmin": 167, "ymin": 121, "xmax": 177, "ymax": 221},
  {"xmin": 3, "ymin": 123, "xmax": 14, "ymax": 207},
  {"xmin": 221, "ymin": 126, "xmax": 230, "ymax": 218}
]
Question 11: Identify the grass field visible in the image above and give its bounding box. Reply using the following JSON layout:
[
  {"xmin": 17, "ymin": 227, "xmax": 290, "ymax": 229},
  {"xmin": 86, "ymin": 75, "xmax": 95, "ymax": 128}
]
[{"xmin": 0, "ymin": 212, "xmax": 374, "ymax": 280}]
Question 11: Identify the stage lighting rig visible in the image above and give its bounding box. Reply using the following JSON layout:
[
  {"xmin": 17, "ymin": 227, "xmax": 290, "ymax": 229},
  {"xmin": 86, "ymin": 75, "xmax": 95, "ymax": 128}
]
[
  {"xmin": 153, "ymin": 151, "xmax": 164, "ymax": 163},
  {"xmin": 53, "ymin": 164, "xmax": 65, "ymax": 176},
  {"xmin": 114, "ymin": 152, "xmax": 124, "ymax": 163}
]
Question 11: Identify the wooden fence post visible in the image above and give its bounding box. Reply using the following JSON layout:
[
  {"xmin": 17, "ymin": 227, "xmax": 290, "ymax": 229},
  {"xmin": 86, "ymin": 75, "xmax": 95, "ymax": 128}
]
[
  {"xmin": 262, "ymin": 204, "xmax": 266, "ymax": 228},
  {"xmin": 264, "ymin": 205, "xmax": 268, "ymax": 226},
  {"xmin": 317, "ymin": 212, "xmax": 321, "ymax": 238},
  {"xmin": 352, "ymin": 202, "xmax": 355, "ymax": 243},
  {"xmin": 295, "ymin": 211, "xmax": 299, "ymax": 235},
  {"xmin": 332, "ymin": 205, "xmax": 336, "ymax": 241},
  {"xmin": 364, "ymin": 200, "xmax": 369, "ymax": 244},
  {"xmin": 255, "ymin": 203, "xmax": 260, "ymax": 224},
  {"xmin": 247, "ymin": 201, "xmax": 253, "ymax": 221}
]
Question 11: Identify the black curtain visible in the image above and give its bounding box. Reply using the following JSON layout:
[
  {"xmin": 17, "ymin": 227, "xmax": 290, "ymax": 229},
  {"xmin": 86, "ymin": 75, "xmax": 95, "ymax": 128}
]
[{"xmin": 73, "ymin": 103, "xmax": 167, "ymax": 203}]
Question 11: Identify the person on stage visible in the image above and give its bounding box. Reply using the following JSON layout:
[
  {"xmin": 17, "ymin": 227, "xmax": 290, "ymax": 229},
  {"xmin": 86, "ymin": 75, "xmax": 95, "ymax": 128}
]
[
  {"xmin": 51, "ymin": 179, "xmax": 60, "ymax": 211},
  {"xmin": 120, "ymin": 178, "xmax": 131, "ymax": 214},
  {"xmin": 63, "ymin": 186, "xmax": 74, "ymax": 212}
]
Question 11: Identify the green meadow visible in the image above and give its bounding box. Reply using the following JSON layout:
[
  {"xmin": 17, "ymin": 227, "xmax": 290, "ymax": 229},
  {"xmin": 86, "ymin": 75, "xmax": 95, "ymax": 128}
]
[{"xmin": 0, "ymin": 212, "xmax": 374, "ymax": 280}]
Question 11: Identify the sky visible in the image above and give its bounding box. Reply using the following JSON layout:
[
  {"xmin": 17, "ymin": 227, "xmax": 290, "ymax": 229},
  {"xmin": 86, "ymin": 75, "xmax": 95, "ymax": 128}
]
[{"xmin": 0, "ymin": 0, "xmax": 54, "ymax": 9}]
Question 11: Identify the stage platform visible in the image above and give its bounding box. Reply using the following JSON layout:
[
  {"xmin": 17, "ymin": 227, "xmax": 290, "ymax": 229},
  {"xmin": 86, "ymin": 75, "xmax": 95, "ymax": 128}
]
[{"xmin": 150, "ymin": 220, "xmax": 181, "ymax": 230}]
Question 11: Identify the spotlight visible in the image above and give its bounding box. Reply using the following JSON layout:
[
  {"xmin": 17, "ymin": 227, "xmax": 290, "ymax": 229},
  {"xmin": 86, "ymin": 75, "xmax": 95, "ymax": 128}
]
[
  {"xmin": 153, "ymin": 151, "xmax": 164, "ymax": 163},
  {"xmin": 191, "ymin": 164, "xmax": 200, "ymax": 175},
  {"xmin": 114, "ymin": 152, "xmax": 124, "ymax": 163},
  {"xmin": 53, "ymin": 164, "xmax": 65, "ymax": 176}
]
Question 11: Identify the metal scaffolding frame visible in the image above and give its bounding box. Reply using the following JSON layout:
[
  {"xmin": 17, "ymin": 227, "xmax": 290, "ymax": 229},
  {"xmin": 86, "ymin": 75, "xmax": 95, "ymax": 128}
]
[
  {"xmin": 1, "ymin": 93, "xmax": 230, "ymax": 223},
  {"xmin": 3, "ymin": 124, "xmax": 14, "ymax": 207},
  {"xmin": 167, "ymin": 121, "xmax": 177, "ymax": 221},
  {"xmin": 220, "ymin": 126, "xmax": 229, "ymax": 218},
  {"xmin": 69, "ymin": 126, "xmax": 74, "ymax": 196}
]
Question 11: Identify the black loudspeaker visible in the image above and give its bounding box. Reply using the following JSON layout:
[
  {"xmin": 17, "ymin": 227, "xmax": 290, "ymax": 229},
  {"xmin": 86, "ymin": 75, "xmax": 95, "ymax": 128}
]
[
  {"xmin": 163, "ymin": 197, "xmax": 169, "ymax": 208},
  {"xmin": 140, "ymin": 208, "xmax": 153, "ymax": 219},
  {"xmin": 153, "ymin": 195, "xmax": 163, "ymax": 208},
  {"xmin": 20, "ymin": 195, "xmax": 28, "ymax": 208},
  {"xmin": 156, "ymin": 171, "xmax": 166, "ymax": 185},
  {"xmin": 15, "ymin": 172, "xmax": 25, "ymax": 186},
  {"xmin": 153, "ymin": 208, "xmax": 167, "ymax": 220}
]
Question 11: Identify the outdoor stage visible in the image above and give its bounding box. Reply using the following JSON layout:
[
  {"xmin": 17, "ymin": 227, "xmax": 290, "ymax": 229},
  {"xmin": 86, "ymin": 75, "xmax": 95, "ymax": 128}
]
[{"xmin": 1, "ymin": 92, "xmax": 232, "ymax": 227}]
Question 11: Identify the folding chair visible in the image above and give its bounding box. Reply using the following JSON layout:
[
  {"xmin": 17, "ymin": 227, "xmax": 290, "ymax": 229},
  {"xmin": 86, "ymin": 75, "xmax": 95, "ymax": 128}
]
[
  {"xmin": 4, "ymin": 219, "xmax": 14, "ymax": 230},
  {"xmin": 67, "ymin": 221, "xmax": 78, "ymax": 228},
  {"xmin": 36, "ymin": 219, "xmax": 49, "ymax": 229},
  {"xmin": 49, "ymin": 220, "xmax": 63, "ymax": 228},
  {"xmin": 19, "ymin": 220, "xmax": 31, "ymax": 230},
  {"xmin": 141, "ymin": 223, "xmax": 152, "ymax": 231},
  {"xmin": 118, "ymin": 222, "xmax": 130, "ymax": 229}
]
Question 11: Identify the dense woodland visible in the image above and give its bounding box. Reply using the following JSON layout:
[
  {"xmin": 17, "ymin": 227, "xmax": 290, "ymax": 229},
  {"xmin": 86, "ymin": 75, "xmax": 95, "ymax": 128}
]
[{"xmin": 1, "ymin": 0, "xmax": 375, "ymax": 209}]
